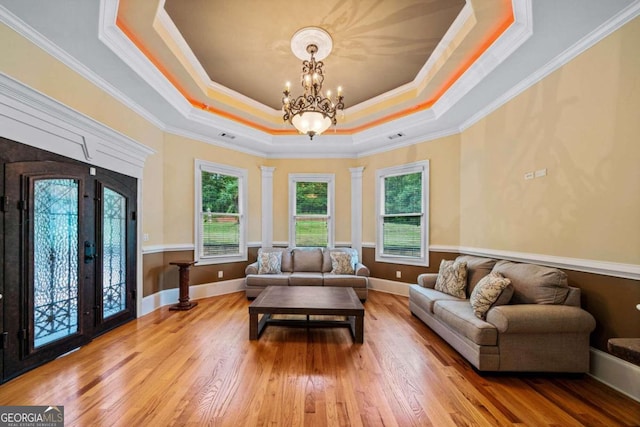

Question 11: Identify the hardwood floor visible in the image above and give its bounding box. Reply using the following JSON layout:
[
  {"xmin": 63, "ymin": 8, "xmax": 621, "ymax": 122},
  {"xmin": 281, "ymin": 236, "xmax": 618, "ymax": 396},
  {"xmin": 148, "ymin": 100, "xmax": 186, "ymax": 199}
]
[{"xmin": 1, "ymin": 290, "xmax": 638, "ymax": 426}]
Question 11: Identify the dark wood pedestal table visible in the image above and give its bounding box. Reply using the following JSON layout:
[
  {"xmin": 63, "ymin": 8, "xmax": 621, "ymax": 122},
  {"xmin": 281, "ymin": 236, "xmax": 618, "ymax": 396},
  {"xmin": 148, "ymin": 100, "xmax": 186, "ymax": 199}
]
[
  {"xmin": 169, "ymin": 260, "xmax": 198, "ymax": 311},
  {"xmin": 249, "ymin": 286, "xmax": 364, "ymax": 343}
]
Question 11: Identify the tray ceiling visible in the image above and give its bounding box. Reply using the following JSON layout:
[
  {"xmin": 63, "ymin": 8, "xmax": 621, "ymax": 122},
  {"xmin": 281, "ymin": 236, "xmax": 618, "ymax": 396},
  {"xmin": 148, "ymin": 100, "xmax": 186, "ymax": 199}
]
[{"xmin": 0, "ymin": 0, "xmax": 638, "ymax": 157}]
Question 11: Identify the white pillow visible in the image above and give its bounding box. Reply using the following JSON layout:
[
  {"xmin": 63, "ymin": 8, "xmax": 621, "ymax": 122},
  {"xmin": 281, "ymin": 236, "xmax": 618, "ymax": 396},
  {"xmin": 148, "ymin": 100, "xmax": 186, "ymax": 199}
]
[
  {"xmin": 330, "ymin": 252, "xmax": 355, "ymax": 274},
  {"xmin": 434, "ymin": 259, "xmax": 467, "ymax": 298},
  {"xmin": 258, "ymin": 251, "xmax": 282, "ymax": 274},
  {"xmin": 469, "ymin": 272, "xmax": 513, "ymax": 319}
]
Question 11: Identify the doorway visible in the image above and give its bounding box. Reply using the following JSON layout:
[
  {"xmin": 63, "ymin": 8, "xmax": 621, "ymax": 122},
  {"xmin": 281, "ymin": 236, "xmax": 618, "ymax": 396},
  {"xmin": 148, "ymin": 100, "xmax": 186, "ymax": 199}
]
[{"xmin": 1, "ymin": 139, "xmax": 137, "ymax": 382}]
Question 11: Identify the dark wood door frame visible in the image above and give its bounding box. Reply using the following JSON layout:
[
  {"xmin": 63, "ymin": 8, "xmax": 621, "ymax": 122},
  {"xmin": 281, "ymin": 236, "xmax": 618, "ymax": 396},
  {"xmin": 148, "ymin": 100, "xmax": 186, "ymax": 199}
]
[{"xmin": 0, "ymin": 137, "xmax": 138, "ymax": 383}]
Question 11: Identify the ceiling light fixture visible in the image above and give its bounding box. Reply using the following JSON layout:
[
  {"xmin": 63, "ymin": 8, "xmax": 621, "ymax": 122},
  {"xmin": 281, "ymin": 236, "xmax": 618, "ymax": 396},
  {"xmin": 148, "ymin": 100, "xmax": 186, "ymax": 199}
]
[{"xmin": 282, "ymin": 27, "xmax": 344, "ymax": 140}]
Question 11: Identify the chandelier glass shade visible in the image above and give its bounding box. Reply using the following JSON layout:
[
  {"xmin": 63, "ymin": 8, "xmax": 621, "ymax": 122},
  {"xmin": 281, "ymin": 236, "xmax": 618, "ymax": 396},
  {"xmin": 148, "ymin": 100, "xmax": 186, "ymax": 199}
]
[{"xmin": 282, "ymin": 44, "xmax": 344, "ymax": 140}]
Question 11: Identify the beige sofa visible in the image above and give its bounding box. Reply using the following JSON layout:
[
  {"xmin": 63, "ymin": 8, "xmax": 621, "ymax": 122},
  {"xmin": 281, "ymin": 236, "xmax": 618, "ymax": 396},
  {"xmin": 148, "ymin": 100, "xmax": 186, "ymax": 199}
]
[
  {"xmin": 409, "ymin": 255, "xmax": 596, "ymax": 372},
  {"xmin": 245, "ymin": 247, "xmax": 369, "ymax": 300}
]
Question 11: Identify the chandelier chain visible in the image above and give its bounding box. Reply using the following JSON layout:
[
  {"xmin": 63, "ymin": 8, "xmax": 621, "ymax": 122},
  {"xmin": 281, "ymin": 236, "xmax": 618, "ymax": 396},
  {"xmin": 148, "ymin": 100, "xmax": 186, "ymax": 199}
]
[{"xmin": 282, "ymin": 41, "xmax": 344, "ymax": 140}]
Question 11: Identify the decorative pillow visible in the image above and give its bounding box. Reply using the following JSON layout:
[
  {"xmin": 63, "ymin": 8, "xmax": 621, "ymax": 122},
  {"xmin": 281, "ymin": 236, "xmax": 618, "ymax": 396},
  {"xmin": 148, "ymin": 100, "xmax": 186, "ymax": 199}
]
[
  {"xmin": 258, "ymin": 251, "xmax": 282, "ymax": 274},
  {"xmin": 330, "ymin": 252, "xmax": 355, "ymax": 275},
  {"xmin": 491, "ymin": 260, "xmax": 568, "ymax": 305},
  {"xmin": 469, "ymin": 272, "xmax": 513, "ymax": 319},
  {"xmin": 434, "ymin": 259, "xmax": 468, "ymax": 298}
]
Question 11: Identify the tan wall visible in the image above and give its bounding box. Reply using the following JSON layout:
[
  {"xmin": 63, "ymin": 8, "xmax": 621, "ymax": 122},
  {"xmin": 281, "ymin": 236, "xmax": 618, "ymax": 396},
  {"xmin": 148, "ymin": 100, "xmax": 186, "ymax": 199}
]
[
  {"xmin": 1, "ymin": 23, "xmax": 166, "ymax": 246},
  {"xmin": 359, "ymin": 134, "xmax": 461, "ymax": 248},
  {"xmin": 460, "ymin": 18, "xmax": 640, "ymax": 264},
  {"xmin": 162, "ymin": 133, "xmax": 264, "ymax": 244},
  {"xmin": 265, "ymin": 158, "xmax": 357, "ymax": 244}
]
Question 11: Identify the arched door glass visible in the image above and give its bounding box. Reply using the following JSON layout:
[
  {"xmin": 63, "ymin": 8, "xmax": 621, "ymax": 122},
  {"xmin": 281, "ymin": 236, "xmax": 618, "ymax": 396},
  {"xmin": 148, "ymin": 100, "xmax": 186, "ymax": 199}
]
[
  {"xmin": 102, "ymin": 187, "xmax": 127, "ymax": 319},
  {"xmin": 33, "ymin": 179, "xmax": 79, "ymax": 348}
]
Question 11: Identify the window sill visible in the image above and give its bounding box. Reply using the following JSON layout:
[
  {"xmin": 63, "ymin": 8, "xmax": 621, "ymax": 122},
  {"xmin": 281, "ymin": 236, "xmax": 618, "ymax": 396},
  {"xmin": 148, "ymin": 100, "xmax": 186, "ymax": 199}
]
[
  {"xmin": 195, "ymin": 254, "xmax": 248, "ymax": 266},
  {"xmin": 375, "ymin": 254, "xmax": 429, "ymax": 267}
]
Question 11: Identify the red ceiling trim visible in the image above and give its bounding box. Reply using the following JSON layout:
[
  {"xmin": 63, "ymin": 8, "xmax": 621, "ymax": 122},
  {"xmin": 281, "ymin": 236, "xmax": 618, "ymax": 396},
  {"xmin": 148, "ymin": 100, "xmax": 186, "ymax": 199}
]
[{"xmin": 116, "ymin": 2, "xmax": 514, "ymax": 137}]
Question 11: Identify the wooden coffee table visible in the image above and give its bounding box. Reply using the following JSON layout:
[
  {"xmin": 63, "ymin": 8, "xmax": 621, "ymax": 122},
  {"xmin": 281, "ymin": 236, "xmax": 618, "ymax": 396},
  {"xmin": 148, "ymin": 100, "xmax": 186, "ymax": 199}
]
[{"xmin": 249, "ymin": 286, "xmax": 365, "ymax": 343}]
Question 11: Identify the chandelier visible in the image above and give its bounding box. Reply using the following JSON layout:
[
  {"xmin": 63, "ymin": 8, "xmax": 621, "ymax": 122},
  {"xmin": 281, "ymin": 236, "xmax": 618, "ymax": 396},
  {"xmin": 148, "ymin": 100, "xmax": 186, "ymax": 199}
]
[{"xmin": 282, "ymin": 27, "xmax": 344, "ymax": 140}]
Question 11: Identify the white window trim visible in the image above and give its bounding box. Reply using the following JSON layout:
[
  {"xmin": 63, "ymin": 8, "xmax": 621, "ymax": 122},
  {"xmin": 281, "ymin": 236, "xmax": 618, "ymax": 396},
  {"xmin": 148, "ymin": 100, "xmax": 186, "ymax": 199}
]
[
  {"xmin": 375, "ymin": 160, "xmax": 430, "ymax": 267},
  {"xmin": 288, "ymin": 173, "xmax": 335, "ymax": 248},
  {"xmin": 194, "ymin": 159, "xmax": 248, "ymax": 265}
]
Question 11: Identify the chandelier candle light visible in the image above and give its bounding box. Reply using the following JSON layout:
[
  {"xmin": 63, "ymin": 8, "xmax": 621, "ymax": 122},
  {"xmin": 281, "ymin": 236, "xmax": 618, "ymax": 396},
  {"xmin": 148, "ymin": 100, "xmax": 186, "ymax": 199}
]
[{"xmin": 282, "ymin": 27, "xmax": 344, "ymax": 140}]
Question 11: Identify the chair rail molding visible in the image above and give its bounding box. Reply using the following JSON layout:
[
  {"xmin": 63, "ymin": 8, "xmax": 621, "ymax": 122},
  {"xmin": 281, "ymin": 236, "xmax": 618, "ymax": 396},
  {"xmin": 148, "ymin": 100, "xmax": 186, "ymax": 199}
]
[{"xmin": 457, "ymin": 246, "xmax": 640, "ymax": 281}]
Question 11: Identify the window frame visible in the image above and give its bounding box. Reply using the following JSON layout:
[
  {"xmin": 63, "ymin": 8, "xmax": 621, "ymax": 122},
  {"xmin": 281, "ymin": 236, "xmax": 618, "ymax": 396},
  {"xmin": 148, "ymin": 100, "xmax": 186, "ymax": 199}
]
[
  {"xmin": 375, "ymin": 160, "xmax": 430, "ymax": 266},
  {"xmin": 194, "ymin": 159, "xmax": 248, "ymax": 265},
  {"xmin": 288, "ymin": 173, "xmax": 335, "ymax": 248}
]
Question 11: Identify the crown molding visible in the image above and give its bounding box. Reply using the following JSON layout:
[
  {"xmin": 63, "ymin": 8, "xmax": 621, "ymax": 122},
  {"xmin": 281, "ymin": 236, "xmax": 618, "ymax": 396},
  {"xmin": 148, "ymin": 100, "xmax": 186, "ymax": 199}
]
[
  {"xmin": 430, "ymin": 0, "xmax": 533, "ymax": 120},
  {"xmin": 3, "ymin": 0, "xmax": 635, "ymax": 160},
  {"xmin": 0, "ymin": 73, "xmax": 154, "ymax": 178},
  {"xmin": 355, "ymin": 126, "xmax": 461, "ymax": 158},
  {"xmin": 163, "ymin": 125, "xmax": 268, "ymax": 158},
  {"xmin": 345, "ymin": 0, "xmax": 476, "ymax": 116},
  {"xmin": 94, "ymin": 0, "xmax": 532, "ymax": 153},
  {"xmin": 153, "ymin": 2, "xmax": 280, "ymax": 117},
  {"xmin": 0, "ymin": 3, "xmax": 165, "ymax": 131},
  {"xmin": 414, "ymin": 1, "xmax": 475, "ymax": 87},
  {"xmin": 98, "ymin": 0, "xmax": 192, "ymax": 118},
  {"xmin": 459, "ymin": 0, "xmax": 640, "ymax": 132}
]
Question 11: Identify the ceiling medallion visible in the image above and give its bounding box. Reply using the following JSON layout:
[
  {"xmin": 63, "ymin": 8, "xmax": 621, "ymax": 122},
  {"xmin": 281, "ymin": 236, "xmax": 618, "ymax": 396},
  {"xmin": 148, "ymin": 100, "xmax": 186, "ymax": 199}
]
[{"xmin": 282, "ymin": 27, "xmax": 344, "ymax": 140}]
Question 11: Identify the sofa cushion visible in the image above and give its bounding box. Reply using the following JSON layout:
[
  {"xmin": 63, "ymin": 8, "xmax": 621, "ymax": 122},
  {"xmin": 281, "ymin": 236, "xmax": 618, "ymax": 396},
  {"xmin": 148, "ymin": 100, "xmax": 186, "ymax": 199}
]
[
  {"xmin": 289, "ymin": 272, "xmax": 324, "ymax": 286},
  {"xmin": 257, "ymin": 247, "xmax": 292, "ymax": 272},
  {"xmin": 433, "ymin": 300, "xmax": 498, "ymax": 346},
  {"xmin": 408, "ymin": 285, "xmax": 463, "ymax": 314},
  {"xmin": 258, "ymin": 250, "xmax": 282, "ymax": 274},
  {"xmin": 323, "ymin": 248, "xmax": 358, "ymax": 272},
  {"xmin": 329, "ymin": 252, "xmax": 355, "ymax": 274},
  {"xmin": 456, "ymin": 255, "xmax": 498, "ymax": 294},
  {"xmin": 492, "ymin": 260, "xmax": 569, "ymax": 305},
  {"xmin": 245, "ymin": 273, "xmax": 291, "ymax": 287},
  {"xmin": 469, "ymin": 272, "xmax": 513, "ymax": 319},
  {"xmin": 323, "ymin": 274, "xmax": 367, "ymax": 288},
  {"xmin": 292, "ymin": 248, "xmax": 324, "ymax": 272},
  {"xmin": 280, "ymin": 249, "xmax": 293, "ymax": 272},
  {"xmin": 435, "ymin": 259, "xmax": 468, "ymax": 298}
]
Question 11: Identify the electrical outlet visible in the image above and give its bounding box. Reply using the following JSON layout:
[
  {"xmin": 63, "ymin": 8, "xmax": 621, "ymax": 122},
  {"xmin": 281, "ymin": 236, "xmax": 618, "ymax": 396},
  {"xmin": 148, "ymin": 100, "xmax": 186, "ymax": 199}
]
[
  {"xmin": 396, "ymin": 271, "xmax": 402, "ymax": 279},
  {"xmin": 218, "ymin": 271, "xmax": 224, "ymax": 279},
  {"xmin": 143, "ymin": 233, "xmax": 149, "ymax": 242},
  {"xmin": 535, "ymin": 168, "xmax": 547, "ymax": 178}
]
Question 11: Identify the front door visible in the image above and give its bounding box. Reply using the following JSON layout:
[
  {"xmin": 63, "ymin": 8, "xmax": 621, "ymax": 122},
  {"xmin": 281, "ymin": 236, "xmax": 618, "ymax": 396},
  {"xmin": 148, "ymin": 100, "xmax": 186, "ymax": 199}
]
[{"xmin": 2, "ymin": 160, "xmax": 136, "ymax": 381}]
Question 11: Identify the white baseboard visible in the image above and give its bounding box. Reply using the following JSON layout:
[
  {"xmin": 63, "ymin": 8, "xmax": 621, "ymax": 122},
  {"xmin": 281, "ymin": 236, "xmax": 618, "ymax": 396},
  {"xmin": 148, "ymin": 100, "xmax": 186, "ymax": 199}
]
[
  {"xmin": 368, "ymin": 277, "xmax": 411, "ymax": 297},
  {"xmin": 140, "ymin": 278, "xmax": 245, "ymax": 315},
  {"xmin": 370, "ymin": 280, "xmax": 640, "ymax": 403},
  {"xmin": 589, "ymin": 347, "xmax": 640, "ymax": 402},
  {"xmin": 139, "ymin": 278, "xmax": 640, "ymax": 403}
]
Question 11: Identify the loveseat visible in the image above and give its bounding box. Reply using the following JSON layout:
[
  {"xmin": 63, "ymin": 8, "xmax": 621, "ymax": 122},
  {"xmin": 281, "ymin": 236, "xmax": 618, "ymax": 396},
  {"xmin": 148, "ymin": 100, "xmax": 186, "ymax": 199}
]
[
  {"xmin": 409, "ymin": 255, "xmax": 596, "ymax": 372},
  {"xmin": 245, "ymin": 247, "xmax": 369, "ymax": 300}
]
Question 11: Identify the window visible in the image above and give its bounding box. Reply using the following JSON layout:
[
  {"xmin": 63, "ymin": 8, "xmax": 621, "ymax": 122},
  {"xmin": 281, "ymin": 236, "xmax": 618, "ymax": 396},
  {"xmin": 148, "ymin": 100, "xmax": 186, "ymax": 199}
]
[
  {"xmin": 376, "ymin": 161, "xmax": 429, "ymax": 266},
  {"xmin": 289, "ymin": 174, "xmax": 334, "ymax": 247},
  {"xmin": 195, "ymin": 160, "xmax": 247, "ymax": 264}
]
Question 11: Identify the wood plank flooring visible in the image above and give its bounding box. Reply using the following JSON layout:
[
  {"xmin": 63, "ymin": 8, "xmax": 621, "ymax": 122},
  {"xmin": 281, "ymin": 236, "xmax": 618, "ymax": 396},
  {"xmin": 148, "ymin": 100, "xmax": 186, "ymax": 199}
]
[{"xmin": 0, "ymin": 290, "xmax": 638, "ymax": 426}]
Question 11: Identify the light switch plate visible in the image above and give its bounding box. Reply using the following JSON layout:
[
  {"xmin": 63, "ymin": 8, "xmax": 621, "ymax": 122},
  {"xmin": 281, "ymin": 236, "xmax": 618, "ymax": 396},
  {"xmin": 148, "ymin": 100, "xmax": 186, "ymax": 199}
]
[{"xmin": 535, "ymin": 168, "xmax": 547, "ymax": 178}]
